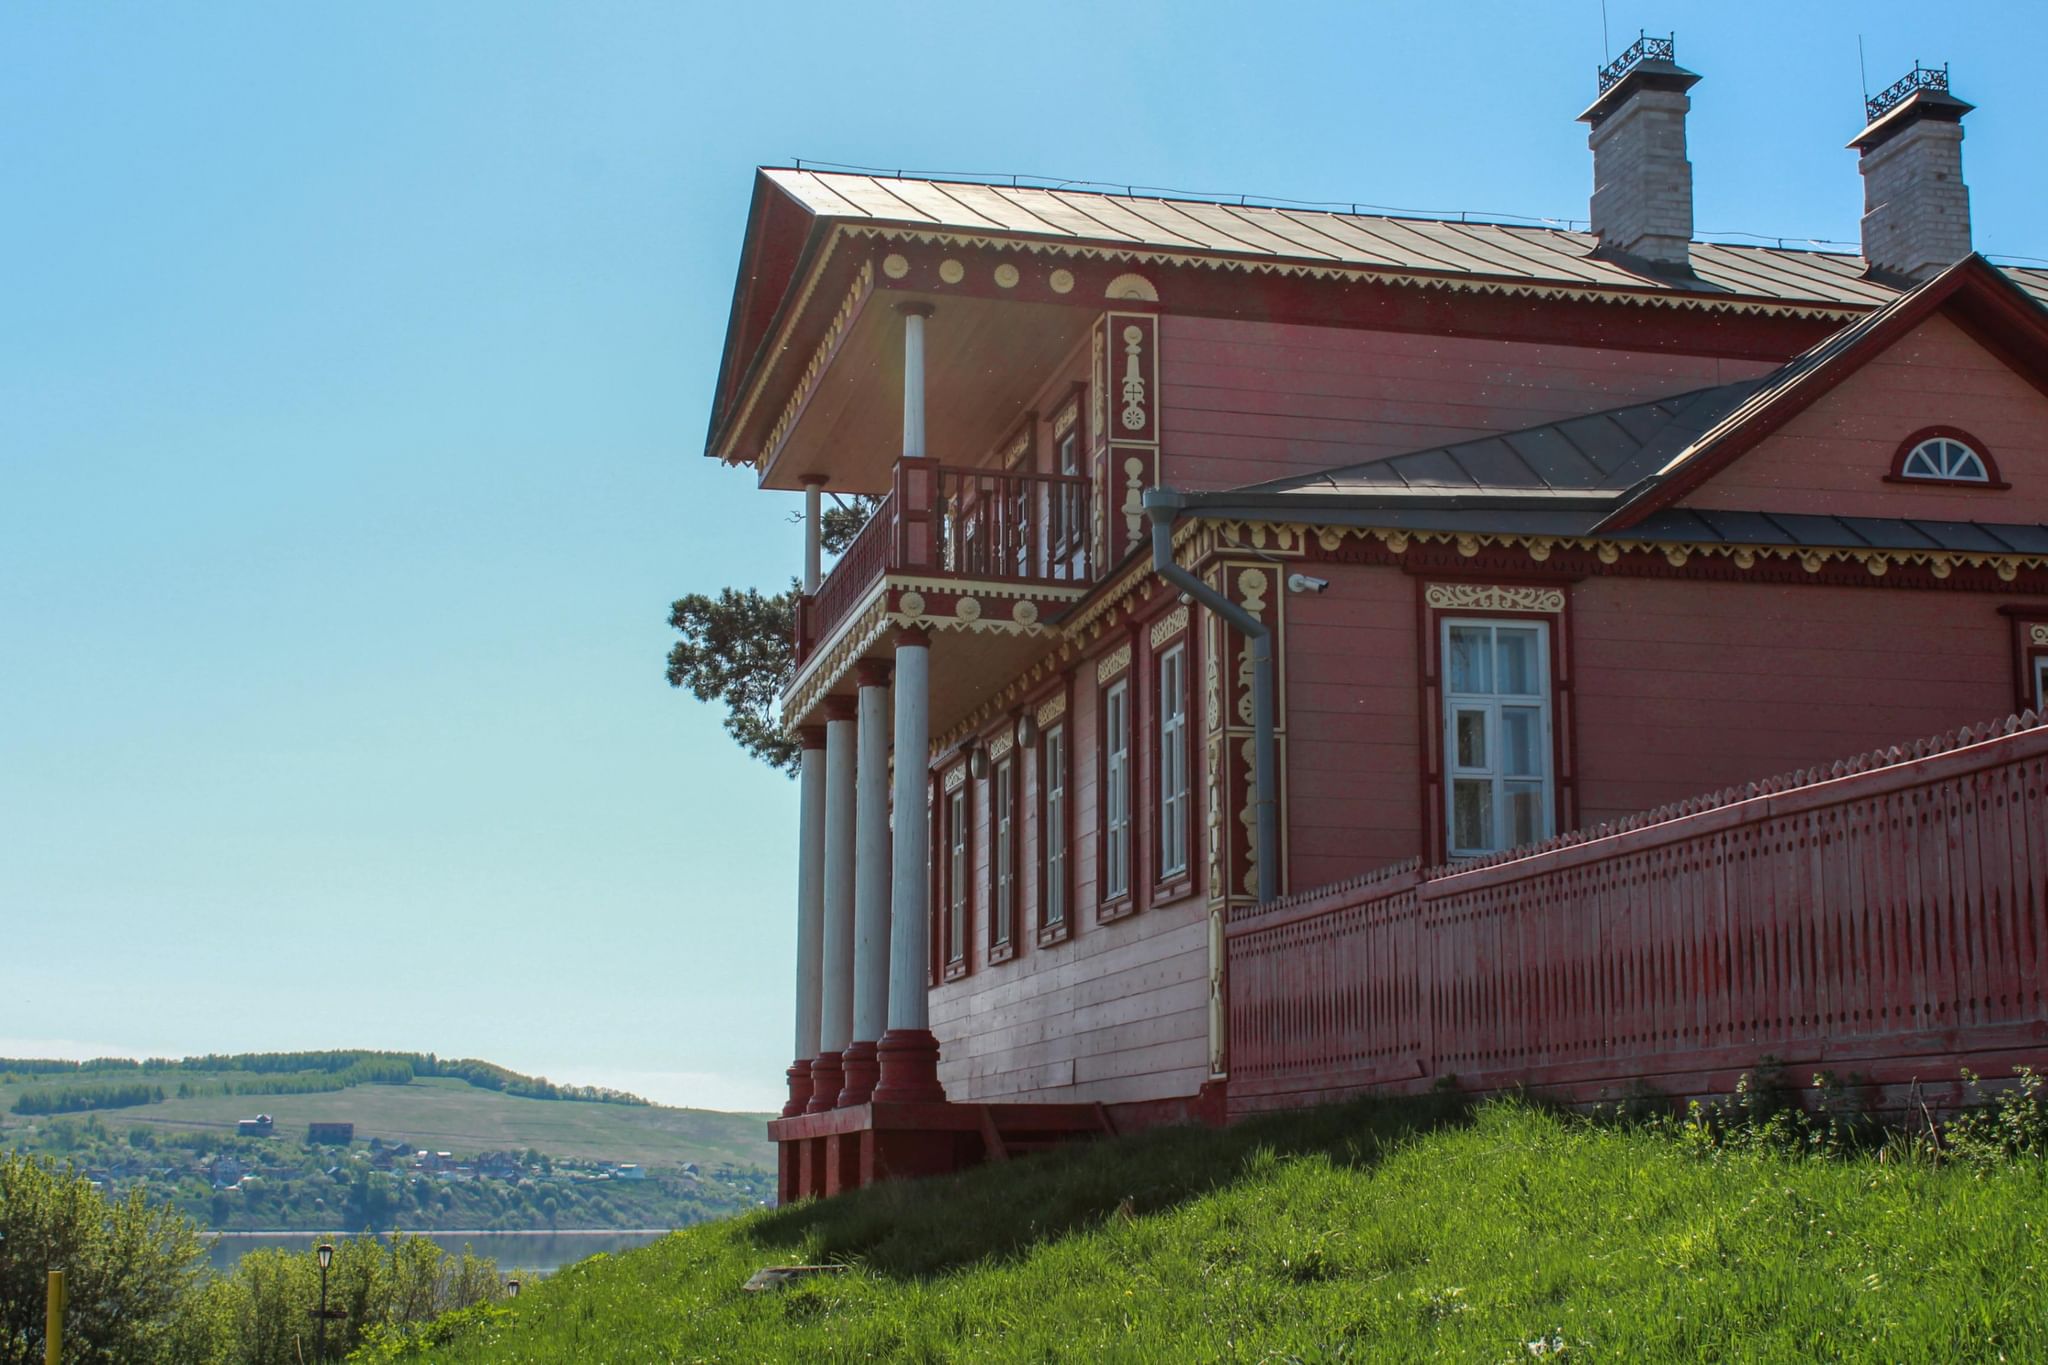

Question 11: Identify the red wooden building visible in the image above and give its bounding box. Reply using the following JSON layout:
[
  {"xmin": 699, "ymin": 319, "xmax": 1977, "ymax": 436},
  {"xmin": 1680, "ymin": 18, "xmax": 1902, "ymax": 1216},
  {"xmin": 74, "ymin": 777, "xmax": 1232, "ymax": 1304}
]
[{"xmin": 699, "ymin": 47, "xmax": 2048, "ymax": 1199}]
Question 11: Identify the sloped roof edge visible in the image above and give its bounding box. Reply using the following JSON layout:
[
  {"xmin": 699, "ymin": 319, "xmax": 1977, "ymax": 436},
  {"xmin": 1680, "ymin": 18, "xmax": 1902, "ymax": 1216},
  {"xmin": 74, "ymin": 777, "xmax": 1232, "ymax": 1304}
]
[{"xmin": 1595, "ymin": 255, "xmax": 2048, "ymax": 532}]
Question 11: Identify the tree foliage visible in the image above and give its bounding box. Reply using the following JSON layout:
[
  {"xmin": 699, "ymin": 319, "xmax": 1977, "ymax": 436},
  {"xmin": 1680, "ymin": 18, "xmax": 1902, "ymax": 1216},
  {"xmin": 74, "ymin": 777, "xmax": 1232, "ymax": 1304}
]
[
  {"xmin": 0, "ymin": 1152, "xmax": 216, "ymax": 1365},
  {"xmin": 665, "ymin": 496, "xmax": 878, "ymax": 774}
]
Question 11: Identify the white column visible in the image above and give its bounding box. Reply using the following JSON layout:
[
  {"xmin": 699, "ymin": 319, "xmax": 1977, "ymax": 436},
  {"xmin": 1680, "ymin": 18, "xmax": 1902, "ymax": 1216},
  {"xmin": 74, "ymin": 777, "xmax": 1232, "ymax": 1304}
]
[
  {"xmin": 851, "ymin": 663, "xmax": 893, "ymax": 1047},
  {"xmin": 817, "ymin": 702, "xmax": 857, "ymax": 1057},
  {"xmin": 897, "ymin": 303, "xmax": 932, "ymax": 460},
  {"xmin": 885, "ymin": 633, "xmax": 932, "ymax": 1034},
  {"xmin": 801, "ymin": 477, "xmax": 824, "ymax": 594},
  {"xmin": 791, "ymin": 728, "xmax": 826, "ymax": 1062}
]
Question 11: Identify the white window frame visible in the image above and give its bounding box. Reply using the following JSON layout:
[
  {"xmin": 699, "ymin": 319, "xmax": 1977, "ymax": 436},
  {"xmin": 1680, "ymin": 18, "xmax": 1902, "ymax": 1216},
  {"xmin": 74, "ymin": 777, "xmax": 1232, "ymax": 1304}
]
[
  {"xmin": 1157, "ymin": 644, "xmax": 1189, "ymax": 880},
  {"xmin": 1900, "ymin": 436, "xmax": 1990, "ymax": 483},
  {"xmin": 1042, "ymin": 724, "xmax": 1067, "ymax": 928},
  {"xmin": 946, "ymin": 784, "xmax": 968, "ymax": 966},
  {"xmin": 2034, "ymin": 655, "xmax": 2048, "ymax": 713},
  {"xmin": 992, "ymin": 757, "xmax": 1015, "ymax": 949},
  {"xmin": 1104, "ymin": 678, "xmax": 1132, "ymax": 901},
  {"xmin": 1442, "ymin": 618, "xmax": 1556, "ymax": 859}
]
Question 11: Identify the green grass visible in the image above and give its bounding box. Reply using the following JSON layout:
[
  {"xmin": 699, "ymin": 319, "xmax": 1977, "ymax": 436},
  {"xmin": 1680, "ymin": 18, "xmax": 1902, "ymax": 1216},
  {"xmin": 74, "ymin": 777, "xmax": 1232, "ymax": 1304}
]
[
  {"xmin": 0, "ymin": 1074, "xmax": 772, "ymax": 1172},
  {"xmin": 357, "ymin": 1094, "xmax": 2048, "ymax": 1363}
]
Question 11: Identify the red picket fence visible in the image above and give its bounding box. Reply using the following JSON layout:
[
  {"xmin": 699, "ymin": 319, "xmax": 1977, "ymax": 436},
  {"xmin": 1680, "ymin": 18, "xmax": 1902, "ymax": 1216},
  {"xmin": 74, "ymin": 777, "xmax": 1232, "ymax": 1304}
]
[{"xmin": 1227, "ymin": 712, "xmax": 2048, "ymax": 1116}]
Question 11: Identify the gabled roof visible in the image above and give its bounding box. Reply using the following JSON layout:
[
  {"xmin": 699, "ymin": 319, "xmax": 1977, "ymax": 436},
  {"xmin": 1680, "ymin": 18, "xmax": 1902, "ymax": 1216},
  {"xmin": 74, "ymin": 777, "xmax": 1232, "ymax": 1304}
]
[
  {"xmin": 1182, "ymin": 256, "xmax": 2048, "ymax": 554},
  {"xmin": 1596, "ymin": 255, "xmax": 2048, "ymax": 530},
  {"xmin": 760, "ymin": 168, "xmax": 2048, "ymax": 311}
]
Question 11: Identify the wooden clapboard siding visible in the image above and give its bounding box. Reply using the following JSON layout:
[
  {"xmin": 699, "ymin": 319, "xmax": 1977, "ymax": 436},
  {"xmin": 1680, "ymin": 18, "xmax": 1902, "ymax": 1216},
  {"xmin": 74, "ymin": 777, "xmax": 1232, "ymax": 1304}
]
[
  {"xmin": 1571, "ymin": 577, "xmax": 2014, "ymax": 824},
  {"xmin": 931, "ymin": 890, "xmax": 1210, "ymax": 1103},
  {"xmin": 1284, "ymin": 563, "xmax": 1425, "ymax": 887},
  {"xmin": 1159, "ymin": 315, "xmax": 1778, "ymax": 489},
  {"xmin": 1680, "ymin": 315, "xmax": 2048, "ymax": 519}
]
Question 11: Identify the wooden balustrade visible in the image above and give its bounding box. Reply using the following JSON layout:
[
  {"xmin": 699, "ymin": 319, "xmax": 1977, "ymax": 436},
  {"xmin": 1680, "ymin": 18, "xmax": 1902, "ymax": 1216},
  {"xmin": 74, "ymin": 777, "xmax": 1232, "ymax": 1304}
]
[
  {"xmin": 796, "ymin": 461, "xmax": 1093, "ymax": 662},
  {"xmin": 1227, "ymin": 713, "xmax": 2048, "ymax": 1116}
]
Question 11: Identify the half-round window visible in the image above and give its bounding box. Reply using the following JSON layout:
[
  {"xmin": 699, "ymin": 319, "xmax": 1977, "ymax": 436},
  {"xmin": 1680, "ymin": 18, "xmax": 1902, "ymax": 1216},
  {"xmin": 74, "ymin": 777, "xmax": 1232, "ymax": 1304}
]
[
  {"xmin": 1902, "ymin": 437, "xmax": 1988, "ymax": 482},
  {"xmin": 1888, "ymin": 427, "xmax": 2005, "ymax": 488}
]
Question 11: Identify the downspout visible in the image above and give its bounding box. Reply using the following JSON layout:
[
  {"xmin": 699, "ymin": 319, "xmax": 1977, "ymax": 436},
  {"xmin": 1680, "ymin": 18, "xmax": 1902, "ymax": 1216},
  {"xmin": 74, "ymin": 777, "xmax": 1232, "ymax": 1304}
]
[{"xmin": 1144, "ymin": 489, "xmax": 1279, "ymax": 905}]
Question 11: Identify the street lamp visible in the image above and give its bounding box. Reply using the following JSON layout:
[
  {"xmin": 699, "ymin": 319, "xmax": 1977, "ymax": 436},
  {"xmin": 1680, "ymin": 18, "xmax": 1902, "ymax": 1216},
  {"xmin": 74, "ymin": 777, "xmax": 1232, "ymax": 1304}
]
[
  {"xmin": 507, "ymin": 1277, "xmax": 521, "ymax": 1298},
  {"xmin": 316, "ymin": 1243, "xmax": 334, "ymax": 1364}
]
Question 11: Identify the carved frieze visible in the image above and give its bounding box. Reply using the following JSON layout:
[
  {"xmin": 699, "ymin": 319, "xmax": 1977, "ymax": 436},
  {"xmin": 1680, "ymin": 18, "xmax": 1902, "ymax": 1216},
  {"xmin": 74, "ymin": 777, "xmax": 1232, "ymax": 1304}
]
[
  {"xmin": 1149, "ymin": 604, "xmax": 1190, "ymax": 648},
  {"xmin": 1423, "ymin": 584, "xmax": 1565, "ymax": 614},
  {"xmin": 1096, "ymin": 642, "xmax": 1133, "ymax": 683}
]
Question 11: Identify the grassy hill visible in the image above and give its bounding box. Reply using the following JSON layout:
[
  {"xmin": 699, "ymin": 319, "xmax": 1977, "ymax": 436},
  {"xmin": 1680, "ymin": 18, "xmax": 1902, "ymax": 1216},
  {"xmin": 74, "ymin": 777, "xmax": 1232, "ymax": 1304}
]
[
  {"xmin": 358, "ymin": 1092, "xmax": 2048, "ymax": 1363},
  {"xmin": 0, "ymin": 1066, "xmax": 772, "ymax": 1172}
]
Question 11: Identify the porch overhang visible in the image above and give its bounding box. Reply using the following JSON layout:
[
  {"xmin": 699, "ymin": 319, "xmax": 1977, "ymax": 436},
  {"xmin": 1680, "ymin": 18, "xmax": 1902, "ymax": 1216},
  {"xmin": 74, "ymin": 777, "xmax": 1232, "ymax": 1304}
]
[{"xmin": 781, "ymin": 573, "xmax": 1088, "ymax": 738}]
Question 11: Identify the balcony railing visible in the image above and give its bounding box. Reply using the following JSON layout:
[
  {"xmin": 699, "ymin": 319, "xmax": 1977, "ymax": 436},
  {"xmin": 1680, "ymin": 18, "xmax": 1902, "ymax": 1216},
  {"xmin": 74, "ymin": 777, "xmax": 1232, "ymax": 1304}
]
[{"xmin": 796, "ymin": 459, "xmax": 1093, "ymax": 666}]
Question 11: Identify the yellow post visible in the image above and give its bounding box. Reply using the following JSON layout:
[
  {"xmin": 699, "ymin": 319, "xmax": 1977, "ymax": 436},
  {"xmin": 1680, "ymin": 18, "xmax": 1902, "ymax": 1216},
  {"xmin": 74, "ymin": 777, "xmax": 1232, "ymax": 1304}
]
[{"xmin": 45, "ymin": 1268, "xmax": 65, "ymax": 1365}]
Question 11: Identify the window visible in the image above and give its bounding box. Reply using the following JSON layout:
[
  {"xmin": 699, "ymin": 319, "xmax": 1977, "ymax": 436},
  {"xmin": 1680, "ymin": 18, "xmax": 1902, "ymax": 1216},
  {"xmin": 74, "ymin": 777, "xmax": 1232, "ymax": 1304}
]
[
  {"xmin": 991, "ymin": 757, "xmax": 1016, "ymax": 952},
  {"xmin": 1901, "ymin": 437, "xmax": 1989, "ymax": 482},
  {"xmin": 1443, "ymin": 620, "xmax": 1554, "ymax": 858},
  {"xmin": 945, "ymin": 783, "xmax": 968, "ymax": 969},
  {"xmin": 1156, "ymin": 643, "xmax": 1190, "ymax": 880},
  {"xmin": 1041, "ymin": 725, "xmax": 1068, "ymax": 930},
  {"xmin": 1103, "ymin": 678, "xmax": 1132, "ymax": 901},
  {"xmin": 2035, "ymin": 654, "xmax": 2048, "ymax": 713},
  {"xmin": 1052, "ymin": 428, "xmax": 1083, "ymax": 567},
  {"xmin": 1891, "ymin": 429, "xmax": 2002, "ymax": 486}
]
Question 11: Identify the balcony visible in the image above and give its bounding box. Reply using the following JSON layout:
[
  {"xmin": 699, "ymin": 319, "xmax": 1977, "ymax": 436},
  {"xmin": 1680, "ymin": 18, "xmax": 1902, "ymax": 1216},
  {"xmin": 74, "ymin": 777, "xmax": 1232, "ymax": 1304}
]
[{"xmin": 796, "ymin": 458, "xmax": 1093, "ymax": 667}]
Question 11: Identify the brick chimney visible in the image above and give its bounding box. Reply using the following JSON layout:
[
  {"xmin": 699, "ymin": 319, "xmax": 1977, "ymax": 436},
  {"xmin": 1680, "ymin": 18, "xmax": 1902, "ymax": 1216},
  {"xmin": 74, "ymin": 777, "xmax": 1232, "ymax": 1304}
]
[
  {"xmin": 1578, "ymin": 34, "xmax": 1701, "ymax": 272},
  {"xmin": 1850, "ymin": 65, "xmax": 1973, "ymax": 284}
]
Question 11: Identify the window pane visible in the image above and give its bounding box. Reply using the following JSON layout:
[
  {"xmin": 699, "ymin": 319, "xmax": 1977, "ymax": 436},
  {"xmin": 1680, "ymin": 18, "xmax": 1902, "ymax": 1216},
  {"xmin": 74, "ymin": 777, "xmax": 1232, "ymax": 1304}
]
[
  {"xmin": 2035, "ymin": 658, "xmax": 2047, "ymax": 710},
  {"xmin": 1451, "ymin": 779, "xmax": 1492, "ymax": 853},
  {"xmin": 1903, "ymin": 447, "xmax": 1939, "ymax": 478},
  {"xmin": 1500, "ymin": 706, "xmax": 1543, "ymax": 777},
  {"xmin": 1453, "ymin": 708, "xmax": 1488, "ymax": 769},
  {"xmin": 1504, "ymin": 781, "xmax": 1546, "ymax": 846},
  {"xmin": 1495, "ymin": 628, "xmax": 1539, "ymax": 695},
  {"xmin": 1447, "ymin": 626, "xmax": 1491, "ymax": 694}
]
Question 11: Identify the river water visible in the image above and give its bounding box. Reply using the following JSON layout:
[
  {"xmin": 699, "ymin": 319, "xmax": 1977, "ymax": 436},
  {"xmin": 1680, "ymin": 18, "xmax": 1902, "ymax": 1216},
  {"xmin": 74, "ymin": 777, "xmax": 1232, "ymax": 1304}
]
[{"xmin": 205, "ymin": 1228, "xmax": 673, "ymax": 1277}]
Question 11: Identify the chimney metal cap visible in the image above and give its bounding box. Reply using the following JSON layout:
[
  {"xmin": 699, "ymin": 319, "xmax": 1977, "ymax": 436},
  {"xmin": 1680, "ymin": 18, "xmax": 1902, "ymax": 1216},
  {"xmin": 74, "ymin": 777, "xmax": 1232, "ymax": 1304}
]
[
  {"xmin": 1849, "ymin": 70, "xmax": 1973, "ymax": 153},
  {"xmin": 1579, "ymin": 36, "xmax": 1701, "ymax": 128}
]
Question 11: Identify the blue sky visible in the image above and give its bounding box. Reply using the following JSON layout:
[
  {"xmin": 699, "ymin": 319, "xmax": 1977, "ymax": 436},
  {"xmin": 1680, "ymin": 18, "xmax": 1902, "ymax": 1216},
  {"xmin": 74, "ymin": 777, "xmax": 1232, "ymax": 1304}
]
[{"xmin": 3, "ymin": 1, "xmax": 2041, "ymax": 1114}]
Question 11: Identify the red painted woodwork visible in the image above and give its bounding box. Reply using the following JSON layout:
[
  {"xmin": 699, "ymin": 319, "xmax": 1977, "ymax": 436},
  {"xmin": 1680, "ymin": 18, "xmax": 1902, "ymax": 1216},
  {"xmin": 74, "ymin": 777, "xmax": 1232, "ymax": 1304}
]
[
  {"xmin": 782, "ymin": 1058, "xmax": 812, "ymax": 1119},
  {"xmin": 1677, "ymin": 316, "xmax": 2048, "ymax": 521},
  {"xmin": 794, "ymin": 458, "xmax": 1095, "ymax": 665},
  {"xmin": 798, "ymin": 501, "xmax": 893, "ymax": 665},
  {"xmin": 768, "ymin": 1099, "xmax": 1114, "ymax": 1204},
  {"xmin": 836, "ymin": 1040, "xmax": 878, "ymax": 1108},
  {"xmin": 872, "ymin": 1028, "xmax": 946, "ymax": 1105},
  {"xmin": 1157, "ymin": 315, "xmax": 1780, "ymax": 491},
  {"xmin": 1228, "ymin": 713, "xmax": 2048, "ymax": 1117},
  {"xmin": 805, "ymin": 1051, "xmax": 844, "ymax": 1116}
]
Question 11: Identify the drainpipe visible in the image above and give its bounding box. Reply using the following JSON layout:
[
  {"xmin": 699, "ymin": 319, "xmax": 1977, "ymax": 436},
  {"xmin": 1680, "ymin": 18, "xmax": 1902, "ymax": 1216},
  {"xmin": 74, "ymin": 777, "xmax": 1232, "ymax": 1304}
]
[{"xmin": 1143, "ymin": 489, "xmax": 1279, "ymax": 905}]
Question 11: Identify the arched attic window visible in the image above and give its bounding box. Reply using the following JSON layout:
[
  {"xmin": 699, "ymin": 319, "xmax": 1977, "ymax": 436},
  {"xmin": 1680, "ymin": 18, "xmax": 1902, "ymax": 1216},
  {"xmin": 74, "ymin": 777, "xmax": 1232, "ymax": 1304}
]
[{"xmin": 1887, "ymin": 427, "xmax": 2009, "ymax": 489}]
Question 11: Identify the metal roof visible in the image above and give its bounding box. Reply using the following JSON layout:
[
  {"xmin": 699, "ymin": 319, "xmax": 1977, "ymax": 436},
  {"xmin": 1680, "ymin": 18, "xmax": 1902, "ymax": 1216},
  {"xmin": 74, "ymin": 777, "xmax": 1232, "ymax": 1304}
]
[
  {"xmin": 1237, "ymin": 383, "xmax": 1761, "ymax": 500},
  {"xmin": 764, "ymin": 169, "xmax": 2048, "ymax": 311}
]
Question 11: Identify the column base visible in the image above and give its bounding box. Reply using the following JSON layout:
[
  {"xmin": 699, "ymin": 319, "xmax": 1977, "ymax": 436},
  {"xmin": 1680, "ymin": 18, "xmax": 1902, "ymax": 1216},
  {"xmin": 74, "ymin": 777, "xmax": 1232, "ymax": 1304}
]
[
  {"xmin": 871, "ymin": 1028, "xmax": 946, "ymax": 1104},
  {"xmin": 836, "ymin": 1040, "xmax": 879, "ymax": 1108},
  {"xmin": 781, "ymin": 1059, "xmax": 813, "ymax": 1119},
  {"xmin": 805, "ymin": 1051, "xmax": 845, "ymax": 1115}
]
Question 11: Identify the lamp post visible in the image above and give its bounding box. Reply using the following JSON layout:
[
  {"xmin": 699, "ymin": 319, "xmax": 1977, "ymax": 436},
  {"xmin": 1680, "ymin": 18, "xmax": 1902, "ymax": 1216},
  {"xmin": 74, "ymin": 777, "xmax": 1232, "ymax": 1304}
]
[
  {"xmin": 507, "ymin": 1277, "xmax": 521, "ymax": 1298},
  {"xmin": 316, "ymin": 1242, "xmax": 334, "ymax": 1364}
]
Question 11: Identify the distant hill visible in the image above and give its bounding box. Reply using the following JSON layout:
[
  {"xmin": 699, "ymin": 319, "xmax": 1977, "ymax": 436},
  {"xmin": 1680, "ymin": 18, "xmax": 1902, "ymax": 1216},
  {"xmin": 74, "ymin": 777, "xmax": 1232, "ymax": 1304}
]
[{"xmin": 0, "ymin": 1052, "xmax": 774, "ymax": 1233}]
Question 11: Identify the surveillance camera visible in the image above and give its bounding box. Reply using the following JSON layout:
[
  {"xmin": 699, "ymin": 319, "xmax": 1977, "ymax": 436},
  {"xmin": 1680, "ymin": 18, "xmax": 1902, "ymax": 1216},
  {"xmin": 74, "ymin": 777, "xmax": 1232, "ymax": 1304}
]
[{"xmin": 1286, "ymin": 573, "xmax": 1330, "ymax": 594}]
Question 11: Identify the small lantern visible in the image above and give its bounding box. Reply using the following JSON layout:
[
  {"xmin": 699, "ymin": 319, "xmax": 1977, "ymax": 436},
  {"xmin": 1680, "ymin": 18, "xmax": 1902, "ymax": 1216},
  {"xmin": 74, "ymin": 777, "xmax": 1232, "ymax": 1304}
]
[
  {"xmin": 316, "ymin": 1243, "xmax": 334, "ymax": 1271},
  {"xmin": 968, "ymin": 744, "xmax": 990, "ymax": 780},
  {"xmin": 1017, "ymin": 713, "xmax": 1040, "ymax": 749}
]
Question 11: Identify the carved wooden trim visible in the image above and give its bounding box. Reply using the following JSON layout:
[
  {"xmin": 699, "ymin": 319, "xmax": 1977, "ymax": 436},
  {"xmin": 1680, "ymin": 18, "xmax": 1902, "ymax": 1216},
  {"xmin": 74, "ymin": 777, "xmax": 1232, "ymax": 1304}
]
[
  {"xmin": 1423, "ymin": 583, "xmax": 1567, "ymax": 614},
  {"xmin": 1149, "ymin": 603, "xmax": 1190, "ymax": 648},
  {"xmin": 1095, "ymin": 642, "xmax": 1133, "ymax": 683}
]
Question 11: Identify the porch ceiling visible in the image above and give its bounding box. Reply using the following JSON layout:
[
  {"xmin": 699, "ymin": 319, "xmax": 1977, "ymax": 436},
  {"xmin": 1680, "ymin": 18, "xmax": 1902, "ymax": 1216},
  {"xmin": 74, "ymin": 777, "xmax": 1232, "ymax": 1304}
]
[{"xmin": 759, "ymin": 290, "xmax": 1092, "ymax": 493}]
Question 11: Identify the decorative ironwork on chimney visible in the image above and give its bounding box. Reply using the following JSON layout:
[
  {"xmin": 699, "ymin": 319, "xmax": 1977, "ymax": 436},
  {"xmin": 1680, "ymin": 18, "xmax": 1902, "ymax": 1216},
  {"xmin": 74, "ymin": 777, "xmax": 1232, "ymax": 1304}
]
[
  {"xmin": 1865, "ymin": 63, "xmax": 1949, "ymax": 123},
  {"xmin": 1597, "ymin": 32, "xmax": 1677, "ymax": 94}
]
